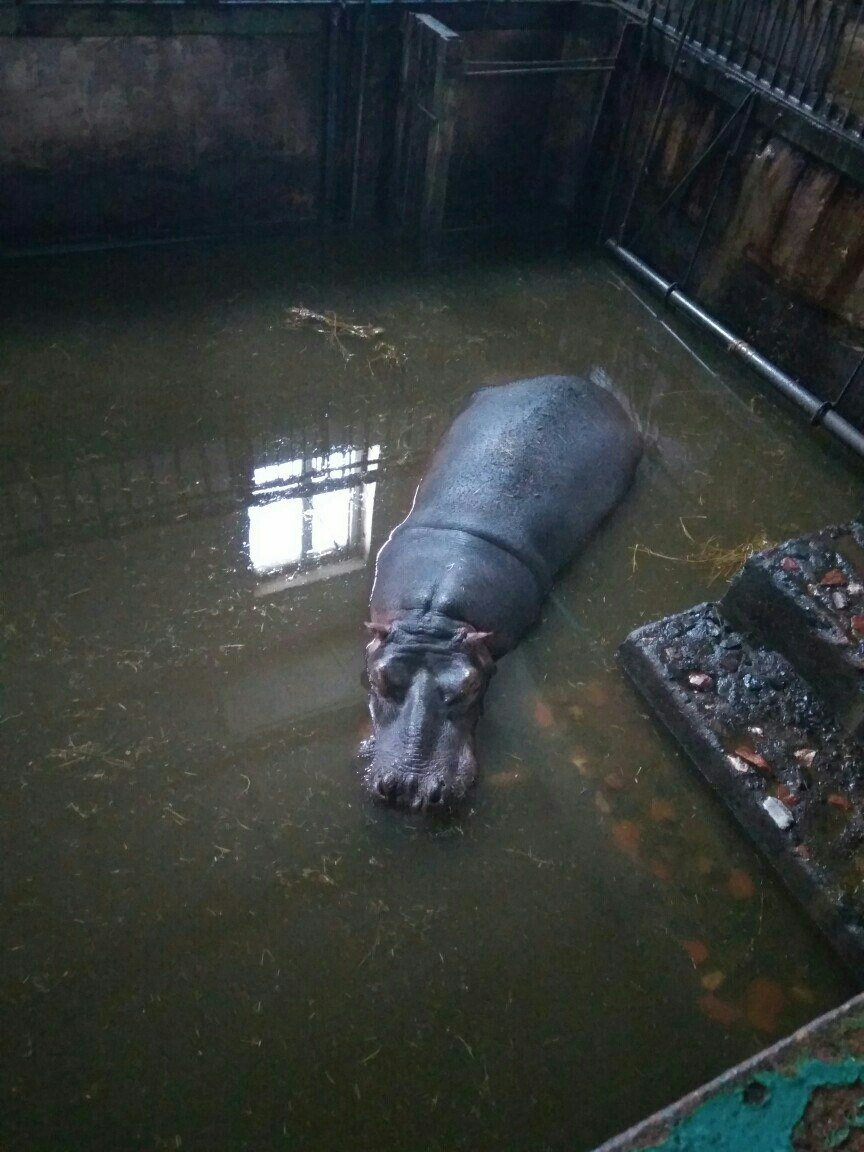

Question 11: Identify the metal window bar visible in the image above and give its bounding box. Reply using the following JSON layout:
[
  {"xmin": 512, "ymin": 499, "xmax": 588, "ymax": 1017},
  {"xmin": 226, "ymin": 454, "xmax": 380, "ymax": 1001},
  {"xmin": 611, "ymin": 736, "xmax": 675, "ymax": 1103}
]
[{"xmin": 612, "ymin": 0, "xmax": 864, "ymax": 142}]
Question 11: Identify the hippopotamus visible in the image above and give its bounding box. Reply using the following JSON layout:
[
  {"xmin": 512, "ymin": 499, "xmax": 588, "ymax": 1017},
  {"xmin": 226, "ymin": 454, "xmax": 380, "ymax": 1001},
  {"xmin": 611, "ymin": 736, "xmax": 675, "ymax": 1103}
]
[{"xmin": 362, "ymin": 375, "xmax": 641, "ymax": 810}]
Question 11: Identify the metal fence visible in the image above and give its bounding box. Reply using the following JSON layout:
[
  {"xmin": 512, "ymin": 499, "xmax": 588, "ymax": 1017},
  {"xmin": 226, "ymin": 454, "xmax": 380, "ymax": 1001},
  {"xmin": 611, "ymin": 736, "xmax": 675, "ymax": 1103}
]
[{"xmin": 616, "ymin": 0, "xmax": 864, "ymax": 141}]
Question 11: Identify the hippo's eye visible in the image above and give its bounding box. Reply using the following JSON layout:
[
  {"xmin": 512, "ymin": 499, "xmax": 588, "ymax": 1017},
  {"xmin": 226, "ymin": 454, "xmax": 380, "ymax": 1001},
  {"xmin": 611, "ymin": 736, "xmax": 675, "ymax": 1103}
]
[
  {"xmin": 370, "ymin": 662, "xmax": 408, "ymax": 702},
  {"xmin": 439, "ymin": 665, "xmax": 482, "ymax": 704}
]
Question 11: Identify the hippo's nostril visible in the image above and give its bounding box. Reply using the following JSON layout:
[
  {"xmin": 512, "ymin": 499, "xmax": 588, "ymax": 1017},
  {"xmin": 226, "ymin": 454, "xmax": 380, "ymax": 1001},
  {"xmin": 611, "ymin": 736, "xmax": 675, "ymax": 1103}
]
[
  {"xmin": 376, "ymin": 778, "xmax": 388, "ymax": 798},
  {"xmin": 427, "ymin": 780, "xmax": 444, "ymax": 805}
]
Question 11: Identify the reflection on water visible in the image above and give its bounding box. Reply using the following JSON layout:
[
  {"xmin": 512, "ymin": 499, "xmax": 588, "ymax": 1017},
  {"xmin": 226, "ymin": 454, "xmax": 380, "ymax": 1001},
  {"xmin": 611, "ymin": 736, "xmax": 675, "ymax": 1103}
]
[
  {"xmin": 0, "ymin": 237, "xmax": 862, "ymax": 1152},
  {"xmin": 248, "ymin": 445, "xmax": 380, "ymax": 589}
]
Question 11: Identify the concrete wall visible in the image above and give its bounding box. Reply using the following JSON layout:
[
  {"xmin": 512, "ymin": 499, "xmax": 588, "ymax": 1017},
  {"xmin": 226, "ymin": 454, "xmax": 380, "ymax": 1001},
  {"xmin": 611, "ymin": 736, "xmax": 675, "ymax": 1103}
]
[
  {"xmin": 0, "ymin": 2, "xmax": 617, "ymax": 247},
  {"xmin": 0, "ymin": 33, "xmax": 326, "ymax": 242}
]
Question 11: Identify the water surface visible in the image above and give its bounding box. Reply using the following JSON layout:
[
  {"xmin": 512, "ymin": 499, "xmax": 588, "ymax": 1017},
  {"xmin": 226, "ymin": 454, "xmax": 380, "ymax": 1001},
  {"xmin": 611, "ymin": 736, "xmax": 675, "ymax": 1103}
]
[{"xmin": 1, "ymin": 237, "xmax": 861, "ymax": 1152}]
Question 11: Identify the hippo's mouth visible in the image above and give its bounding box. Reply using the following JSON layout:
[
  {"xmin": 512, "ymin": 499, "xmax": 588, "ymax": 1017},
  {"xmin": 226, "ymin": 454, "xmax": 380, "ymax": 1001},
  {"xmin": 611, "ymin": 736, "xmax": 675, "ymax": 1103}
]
[{"xmin": 361, "ymin": 738, "xmax": 478, "ymax": 811}]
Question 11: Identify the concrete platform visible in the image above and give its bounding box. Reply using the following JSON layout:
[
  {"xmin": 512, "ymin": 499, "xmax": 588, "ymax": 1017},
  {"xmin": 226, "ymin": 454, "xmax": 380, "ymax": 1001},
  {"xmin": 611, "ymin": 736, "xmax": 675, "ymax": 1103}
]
[
  {"xmin": 723, "ymin": 525, "xmax": 864, "ymax": 742},
  {"xmin": 620, "ymin": 601, "xmax": 864, "ymax": 977},
  {"xmin": 613, "ymin": 522, "xmax": 864, "ymax": 1147}
]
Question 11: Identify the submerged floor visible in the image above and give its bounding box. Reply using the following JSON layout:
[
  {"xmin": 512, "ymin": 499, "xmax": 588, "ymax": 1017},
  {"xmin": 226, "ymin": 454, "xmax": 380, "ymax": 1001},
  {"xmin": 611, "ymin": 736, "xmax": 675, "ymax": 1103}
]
[{"xmin": 1, "ymin": 236, "xmax": 862, "ymax": 1152}]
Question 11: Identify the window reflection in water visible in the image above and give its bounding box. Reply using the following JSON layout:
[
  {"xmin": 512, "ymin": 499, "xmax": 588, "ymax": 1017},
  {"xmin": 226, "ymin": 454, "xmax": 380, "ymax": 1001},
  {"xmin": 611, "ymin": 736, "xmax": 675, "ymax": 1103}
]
[{"xmin": 248, "ymin": 446, "xmax": 380, "ymax": 586}]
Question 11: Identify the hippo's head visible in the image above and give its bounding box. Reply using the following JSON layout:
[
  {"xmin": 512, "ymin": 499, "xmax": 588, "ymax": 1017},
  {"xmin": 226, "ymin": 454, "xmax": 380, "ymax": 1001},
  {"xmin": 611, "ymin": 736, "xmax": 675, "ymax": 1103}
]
[{"xmin": 361, "ymin": 616, "xmax": 495, "ymax": 811}]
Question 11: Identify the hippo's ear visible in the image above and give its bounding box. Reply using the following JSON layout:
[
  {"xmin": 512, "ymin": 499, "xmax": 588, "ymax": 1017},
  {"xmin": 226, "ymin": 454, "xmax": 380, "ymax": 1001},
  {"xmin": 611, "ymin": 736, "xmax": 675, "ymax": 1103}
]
[{"xmin": 461, "ymin": 630, "xmax": 495, "ymax": 674}]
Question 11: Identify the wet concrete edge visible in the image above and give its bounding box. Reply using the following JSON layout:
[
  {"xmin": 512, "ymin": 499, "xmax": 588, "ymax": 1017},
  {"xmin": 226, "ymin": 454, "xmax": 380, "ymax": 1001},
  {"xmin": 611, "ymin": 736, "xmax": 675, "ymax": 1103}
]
[
  {"xmin": 591, "ymin": 990, "xmax": 864, "ymax": 1152},
  {"xmin": 619, "ymin": 615, "xmax": 864, "ymax": 980}
]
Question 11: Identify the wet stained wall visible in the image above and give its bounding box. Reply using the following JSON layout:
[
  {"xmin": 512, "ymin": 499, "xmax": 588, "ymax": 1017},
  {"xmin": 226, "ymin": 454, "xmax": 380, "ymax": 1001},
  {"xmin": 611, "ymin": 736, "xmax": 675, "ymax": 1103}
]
[
  {"xmin": 0, "ymin": 27, "xmax": 327, "ymax": 241},
  {"xmin": 594, "ymin": 54, "xmax": 864, "ymax": 426},
  {"xmin": 0, "ymin": 2, "xmax": 617, "ymax": 245}
]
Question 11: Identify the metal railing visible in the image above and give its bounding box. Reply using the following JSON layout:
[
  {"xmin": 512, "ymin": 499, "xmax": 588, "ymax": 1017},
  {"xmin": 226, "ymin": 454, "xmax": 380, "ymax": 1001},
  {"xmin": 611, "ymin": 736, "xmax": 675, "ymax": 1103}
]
[{"xmin": 616, "ymin": 0, "xmax": 864, "ymax": 141}]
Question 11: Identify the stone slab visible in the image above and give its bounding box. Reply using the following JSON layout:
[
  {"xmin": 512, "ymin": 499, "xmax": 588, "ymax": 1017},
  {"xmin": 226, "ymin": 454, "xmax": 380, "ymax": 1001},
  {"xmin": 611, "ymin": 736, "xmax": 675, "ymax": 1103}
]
[
  {"xmin": 723, "ymin": 524, "xmax": 864, "ymax": 742},
  {"xmin": 619, "ymin": 603, "xmax": 864, "ymax": 977}
]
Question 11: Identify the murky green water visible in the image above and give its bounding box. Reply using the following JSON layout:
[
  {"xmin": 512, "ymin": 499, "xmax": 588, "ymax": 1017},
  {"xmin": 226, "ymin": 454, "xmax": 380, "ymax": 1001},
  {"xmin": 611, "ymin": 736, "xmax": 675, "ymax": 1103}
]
[{"xmin": 1, "ymin": 237, "xmax": 861, "ymax": 1152}]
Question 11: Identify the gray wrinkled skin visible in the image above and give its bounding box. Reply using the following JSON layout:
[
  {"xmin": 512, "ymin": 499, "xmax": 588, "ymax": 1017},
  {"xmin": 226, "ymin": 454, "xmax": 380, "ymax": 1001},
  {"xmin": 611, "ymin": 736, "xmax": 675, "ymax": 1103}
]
[
  {"xmin": 363, "ymin": 376, "xmax": 641, "ymax": 810},
  {"xmin": 361, "ymin": 615, "xmax": 495, "ymax": 810}
]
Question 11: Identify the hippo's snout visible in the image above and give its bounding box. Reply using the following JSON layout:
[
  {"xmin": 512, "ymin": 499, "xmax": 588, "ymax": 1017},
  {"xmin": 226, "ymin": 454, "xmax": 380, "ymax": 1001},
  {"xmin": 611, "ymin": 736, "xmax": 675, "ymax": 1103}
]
[{"xmin": 365, "ymin": 754, "xmax": 476, "ymax": 811}]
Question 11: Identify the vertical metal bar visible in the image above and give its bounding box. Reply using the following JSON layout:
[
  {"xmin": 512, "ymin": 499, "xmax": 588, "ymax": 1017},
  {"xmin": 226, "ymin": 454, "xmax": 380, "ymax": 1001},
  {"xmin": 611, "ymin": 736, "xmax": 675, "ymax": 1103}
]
[
  {"xmin": 582, "ymin": 12, "xmax": 632, "ymax": 192},
  {"xmin": 391, "ymin": 13, "xmax": 417, "ymax": 228},
  {"xmin": 418, "ymin": 23, "xmax": 463, "ymax": 270},
  {"xmin": 597, "ymin": 4, "xmax": 656, "ymax": 241},
  {"xmin": 702, "ymin": 0, "xmax": 721, "ymax": 53},
  {"xmin": 711, "ymin": 0, "xmax": 737, "ymax": 57},
  {"xmin": 839, "ymin": 0, "xmax": 864, "ymax": 77},
  {"xmin": 680, "ymin": 92, "xmax": 755, "ymax": 289},
  {"xmin": 705, "ymin": 0, "xmax": 724, "ymax": 51},
  {"xmin": 799, "ymin": 1, "xmax": 834, "ymax": 104},
  {"xmin": 812, "ymin": 2, "xmax": 846, "ymax": 115},
  {"xmin": 349, "ymin": 0, "xmax": 372, "ymax": 225},
  {"xmin": 768, "ymin": 0, "xmax": 803, "ymax": 89},
  {"xmin": 321, "ymin": 3, "xmax": 341, "ymax": 227},
  {"xmin": 754, "ymin": 1, "xmax": 785, "ymax": 83},
  {"xmin": 741, "ymin": 0, "xmax": 770, "ymax": 76},
  {"xmin": 827, "ymin": 349, "xmax": 864, "ymax": 416},
  {"xmin": 628, "ymin": 87, "xmax": 755, "ymax": 244},
  {"xmin": 785, "ymin": 0, "xmax": 821, "ymax": 98},
  {"xmin": 618, "ymin": 0, "xmax": 700, "ymax": 243},
  {"xmin": 841, "ymin": 46, "xmax": 864, "ymax": 130},
  {"xmin": 725, "ymin": 0, "xmax": 750, "ymax": 67}
]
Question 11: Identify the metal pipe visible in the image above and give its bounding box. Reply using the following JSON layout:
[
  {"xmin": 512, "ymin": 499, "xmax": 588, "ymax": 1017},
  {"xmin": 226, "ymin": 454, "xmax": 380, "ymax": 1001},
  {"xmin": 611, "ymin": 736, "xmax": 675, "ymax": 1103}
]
[{"xmin": 605, "ymin": 239, "xmax": 864, "ymax": 459}]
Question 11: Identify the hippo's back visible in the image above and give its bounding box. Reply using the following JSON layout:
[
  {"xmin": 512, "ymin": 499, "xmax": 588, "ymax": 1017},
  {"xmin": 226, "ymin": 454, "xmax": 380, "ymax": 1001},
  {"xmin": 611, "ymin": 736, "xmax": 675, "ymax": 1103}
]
[{"xmin": 403, "ymin": 376, "xmax": 640, "ymax": 588}]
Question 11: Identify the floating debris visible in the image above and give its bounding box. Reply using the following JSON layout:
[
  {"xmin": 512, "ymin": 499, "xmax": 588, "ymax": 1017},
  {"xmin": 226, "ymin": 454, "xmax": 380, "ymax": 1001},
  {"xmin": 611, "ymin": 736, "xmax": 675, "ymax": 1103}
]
[
  {"xmin": 632, "ymin": 533, "xmax": 774, "ymax": 583},
  {"xmin": 286, "ymin": 306, "xmax": 406, "ymax": 370},
  {"xmin": 681, "ymin": 938, "xmax": 709, "ymax": 966},
  {"xmin": 762, "ymin": 795, "xmax": 794, "ymax": 830}
]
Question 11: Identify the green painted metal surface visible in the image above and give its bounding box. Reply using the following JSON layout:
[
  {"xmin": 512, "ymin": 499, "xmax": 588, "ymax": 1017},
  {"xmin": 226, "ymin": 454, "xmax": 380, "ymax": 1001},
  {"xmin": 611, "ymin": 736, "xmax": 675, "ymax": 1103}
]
[{"xmin": 650, "ymin": 1059, "xmax": 864, "ymax": 1152}]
